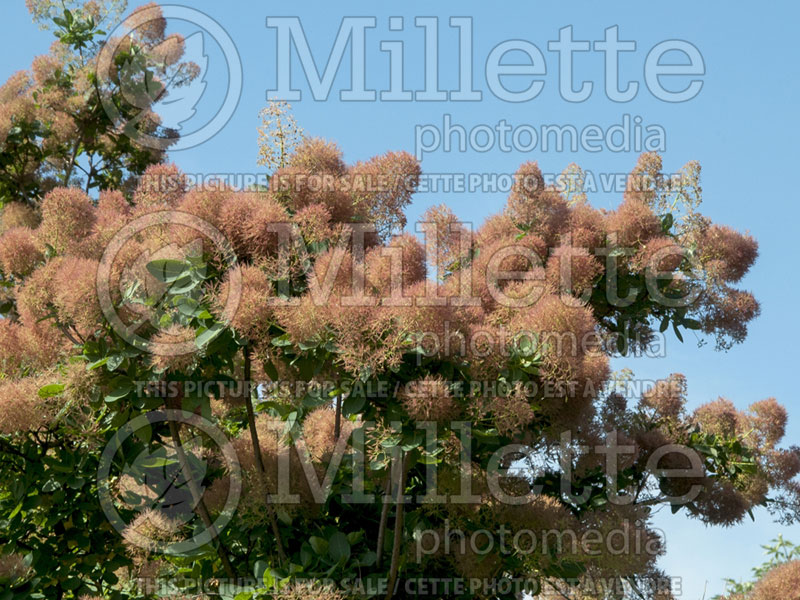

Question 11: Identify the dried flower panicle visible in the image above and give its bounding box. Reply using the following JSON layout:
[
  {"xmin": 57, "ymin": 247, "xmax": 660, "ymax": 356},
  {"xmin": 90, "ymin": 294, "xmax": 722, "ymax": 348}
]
[
  {"xmin": 505, "ymin": 161, "xmax": 569, "ymax": 246},
  {"xmin": 0, "ymin": 226, "xmax": 43, "ymax": 277},
  {"xmin": 0, "ymin": 552, "xmax": 29, "ymax": 581},
  {"xmin": 750, "ymin": 560, "xmax": 800, "ymax": 600},
  {"xmin": 133, "ymin": 163, "xmax": 187, "ymax": 209},
  {"xmin": 639, "ymin": 373, "xmax": 687, "ymax": 421},
  {"xmin": 148, "ymin": 324, "xmax": 198, "ymax": 373},
  {"xmin": 301, "ymin": 406, "xmax": 354, "ymax": 463},
  {"xmin": 0, "ymin": 373, "xmax": 60, "ymax": 435},
  {"xmin": 399, "ymin": 376, "xmax": 460, "ymax": 424},
  {"xmin": 121, "ymin": 508, "xmax": 182, "ymax": 556},
  {"xmin": 257, "ymin": 101, "xmax": 304, "ymax": 172},
  {"xmin": 699, "ymin": 224, "xmax": 758, "ymax": 283},
  {"xmin": 0, "ymin": 202, "xmax": 40, "ymax": 233},
  {"xmin": 37, "ymin": 187, "xmax": 96, "ymax": 255}
]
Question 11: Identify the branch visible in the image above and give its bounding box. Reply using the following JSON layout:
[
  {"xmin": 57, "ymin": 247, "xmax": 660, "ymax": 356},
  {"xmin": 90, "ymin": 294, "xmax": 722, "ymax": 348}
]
[
  {"xmin": 243, "ymin": 344, "xmax": 288, "ymax": 565},
  {"xmin": 166, "ymin": 417, "xmax": 236, "ymax": 578},
  {"xmin": 334, "ymin": 392, "xmax": 342, "ymax": 440},
  {"xmin": 375, "ymin": 475, "xmax": 392, "ymax": 570},
  {"xmin": 384, "ymin": 452, "xmax": 408, "ymax": 600}
]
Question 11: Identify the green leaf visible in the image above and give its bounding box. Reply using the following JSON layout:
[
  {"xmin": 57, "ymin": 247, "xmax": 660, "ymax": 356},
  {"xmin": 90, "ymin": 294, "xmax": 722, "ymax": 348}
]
[
  {"xmin": 661, "ymin": 213, "xmax": 674, "ymax": 233},
  {"xmin": 106, "ymin": 354, "xmax": 124, "ymax": 372},
  {"xmin": 381, "ymin": 435, "xmax": 402, "ymax": 449},
  {"xmin": 169, "ymin": 275, "xmax": 201, "ymax": 295},
  {"xmin": 38, "ymin": 383, "xmax": 65, "ymax": 399},
  {"xmin": 672, "ymin": 322, "xmax": 684, "ymax": 343},
  {"xmin": 347, "ymin": 531, "xmax": 364, "ymax": 545},
  {"xmin": 309, "ymin": 536, "xmax": 328, "ymax": 555},
  {"xmin": 262, "ymin": 359, "xmax": 279, "ymax": 381},
  {"xmin": 177, "ymin": 297, "xmax": 202, "ymax": 316},
  {"xmin": 253, "ymin": 560, "xmax": 268, "ymax": 581},
  {"xmin": 284, "ymin": 411, "xmax": 298, "ymax": 435},
  {"xmin": 271, "ymin": 333, "xmax": 292, "ymax": 347},
  {"xmin": 87, "ymin": 356, "xmax": 109, "ymax": 370},
  {"xmin": 617, "ymin": 332, "xmax": 628, "ymax": 355},
  {"xmin": 342, "ymin": 393, "xmax": 366, "ymax": 416},
  {"xmin": 146, "ymin": 259, "xmax": 189, "ymax": 283},
  {"xmin": 262, "ymin": 568, "xmax": 275, "ymax": 589},
  {"xmin": 301, "ymin": 393, "xmax": 327, "ymax": 409},
  {"xmin": 105, "ymin": 376, "xmax": 134, "ymax": 402},
  {"xmin": 328, "ymin": 532, "xmax": 351, "ymax": 562},
  {"xmin": 134, "ymin": 423, "xmax": 152, "ymax": 443},
  {"xmin": 137, "ymin": 456, "xmax": 178, "ymax": 468},
  {"xmin": 682, "ymin": 318, "xmax": 702, "ymax": 330},
  {"xmin": 300, "ymin": 545, "xmax": 314, "ymax": 567},
  {"xmin": 196, "ymin": 323, "xmax": 225, "ymax": 348},
  {"xmin": 42, "ymin": 479, "xmax": 61, "ymax": 492},
  {"xmin": 8, "ymin": 500, "xmax": 23, "ymax": 520}
]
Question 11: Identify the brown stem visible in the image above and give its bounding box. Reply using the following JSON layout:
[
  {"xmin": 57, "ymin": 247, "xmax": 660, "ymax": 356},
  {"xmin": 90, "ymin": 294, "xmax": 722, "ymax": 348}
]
[
  {"xmin": 384, "ymin": 453, "xmax": 408, "ymax": 600},
  {"xmin": 375, "ymin": 475, "xmax": 392, "ymax": 570},
  {"xmin": 166, "ymin": 418, "xmax": 235, "ymax": 578},
  {"xmin": 243, "ymin": 345, "xmax": 288, "ymax": 565},
  {"xmin": 334, "ymin": 393, "xmax": 342, "ymax": 440}
]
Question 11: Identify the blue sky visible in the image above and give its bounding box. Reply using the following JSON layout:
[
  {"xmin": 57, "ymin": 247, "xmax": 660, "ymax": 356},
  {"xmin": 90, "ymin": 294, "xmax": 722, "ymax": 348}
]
[{"xmin": 3, "ymin": 1, "xmax": 799, "ymax": 597}]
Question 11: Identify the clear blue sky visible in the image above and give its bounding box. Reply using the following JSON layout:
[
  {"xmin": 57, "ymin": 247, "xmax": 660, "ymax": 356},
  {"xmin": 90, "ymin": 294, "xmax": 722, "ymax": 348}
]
[{"xmin": 2, "ymin": 1, "xmax": 799, "ymax": 597}]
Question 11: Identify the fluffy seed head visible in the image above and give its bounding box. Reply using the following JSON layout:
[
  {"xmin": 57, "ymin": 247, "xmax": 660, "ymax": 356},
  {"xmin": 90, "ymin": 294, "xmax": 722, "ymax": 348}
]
[
  {"xmin": 701, "ymin": 288, "xmax": 760, "ymax": 346},
  {"xmin": 15, "ymin": 257, "xmax": 61, "ymax": 326},
  {"xmin": 545, "ymin": 245, "xmax": 603, "ymax": 298},
  {"xmin": 215, "ymin": 264, "xmax": 273, "ymax": 341},
  {"xmin": 489, "ymin": 385, "xmax": 536, "ymax": 437},
  {"xmin": 121, "ymin": 509, "xmax": 182, "ymax": 555},
  {"xmin": 747, "ymin": 397, "xmax": 787, "ymax": 448},
  {"xmin": 289, "ymin": 137, "xmax": 346, "ymax": 176},
  {"xmin": 0, "ymin": 553, "xmax": 29, "ymax": 581},
  {"xmin": 632, "ymin": 235, "xmax": 685, "ymax": 273},
  {"xmin": 751, "ymin": 560, "xmax": 800, "ymax": 600},
  {"xmin": 640, "ymin": 374, "xmax": 687, "ymax": 421},
  {"xmin": 365, "ymin": 233, "xmax": 427, "ymax": 295},
  {"xmin": 148, "ymin": 324, "xmax": 198, "ymax": 373},
  {"xmin": 348, "ymin": 151, "xmax": 421, "ymax": 237},
  {"xmin": 510, "ymin": 294, "xmax": 597, "ymax": 385},
  {"xmin": 0, "ymin": 226, "xmax": 43, "ymax": 276},
  {"xmin": 302, "ymin": 407, "xmax": 354, "ymax": 463},
  {"xmin": 699, "ymin": 225, "xmax": 758, "ymax": 283},
  {"xmin": 133, "ymin": 163, "xmax": 186, "ymax": 208},
  {"xmin": 0, "ymin": 374, "xmax": 60, "ymax": 435},
  {"xmin": 293, "ymin": 203, "xmax": 334, "ymax": 245},
  {"xmin": 606, "ymin": 197, "xmax": 661, "ymax": 248},
  {"xmin": 176, "ymin": 183, "xmax": 232, "ymax": 230},
  {"xmin": 51, "ymin": 257, "xmax": 104, "ymax": 336},
  {"xmin": 219, "ymin": 191, "xmax": 290, "ymax": 261},
  {"xmin": 693, "ymin": 479, "xmax": 749, "ymax": 526},
  {"xmin": 151, "ymin": 33, "xmax": 185, "ymax": 65},
  {"xmin": 0, "ymin": 202, "xmax": 40, "ymax": 233},
  {"xmin": 693, "ymin": 398, "xmax": 741, "ymax": 438},
  {"xmin": 38, "ymin": 187, "xmax": 95, "ymax": 254},
  {"xmin": 399, "ymin": 376, "xmax": 460, "ymax": 424},
  {"xmin": 124, "ymin": 2, "xmax": 167, "ymax": 41},
  {"xmin": 505, "ymin": 162, "xmax": 569, "ymax": 245}
]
